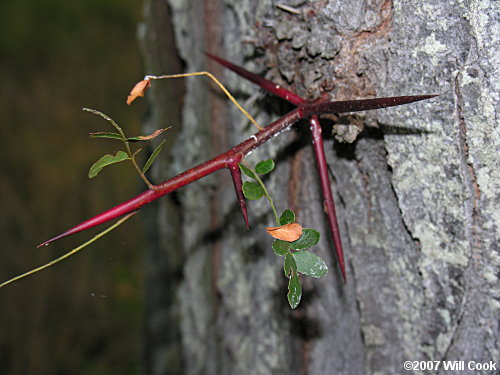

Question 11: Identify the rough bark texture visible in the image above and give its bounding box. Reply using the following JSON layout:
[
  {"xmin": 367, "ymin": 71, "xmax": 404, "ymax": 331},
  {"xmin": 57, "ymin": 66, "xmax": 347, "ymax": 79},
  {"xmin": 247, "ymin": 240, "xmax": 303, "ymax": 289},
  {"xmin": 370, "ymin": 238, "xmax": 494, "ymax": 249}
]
[
  {"xmin": 138, "ymin": 1, "xmax": 185, "ymax": 374},
  {"xmin": 140, "ymin": 0, "xmax": 499, "ymax": 374}
]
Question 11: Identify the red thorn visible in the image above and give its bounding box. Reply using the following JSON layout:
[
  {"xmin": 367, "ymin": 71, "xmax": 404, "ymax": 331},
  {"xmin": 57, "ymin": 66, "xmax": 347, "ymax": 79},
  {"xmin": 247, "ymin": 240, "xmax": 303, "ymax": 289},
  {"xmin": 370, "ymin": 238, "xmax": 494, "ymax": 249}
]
[
  {"xmin": 37, "ymin": 233, "xmax": 70, "ymax": 248},
  {"xmin": 228, "ymin": 163, "xmax": 249, "ymax": 229},
  {"xmin": 301, "ymin": 95, "xmax": 439, "ymax": 116},
  {"xmin": 309, "ymin": 116, "xmax": 346, "ymax": 282},
  {"xmin": 205, "ymin": 52, "xmax": 305, "ymax": 105},
  {"xmin": 36, "ymin": 187, "xmax": 158, "ymax": 247},
  {"xmin": 36, "ymin": 211, "xmax": 139, "ymax": 248}
]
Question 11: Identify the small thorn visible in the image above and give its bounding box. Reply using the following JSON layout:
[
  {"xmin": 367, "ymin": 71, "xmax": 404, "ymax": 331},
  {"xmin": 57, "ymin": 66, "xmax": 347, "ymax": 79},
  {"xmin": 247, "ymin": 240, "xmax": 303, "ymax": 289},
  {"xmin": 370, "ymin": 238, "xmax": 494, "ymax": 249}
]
[{"xmin": 228, "ymin": 163, "xmax": 249, "ymax": 229}]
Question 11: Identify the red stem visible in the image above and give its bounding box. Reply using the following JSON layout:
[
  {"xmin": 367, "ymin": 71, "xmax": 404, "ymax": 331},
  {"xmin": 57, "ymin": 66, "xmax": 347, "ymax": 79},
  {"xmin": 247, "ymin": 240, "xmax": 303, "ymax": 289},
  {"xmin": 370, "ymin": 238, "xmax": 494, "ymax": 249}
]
[{"xmin": 38, "ymin": 108, "xmax": 301, "ymax": 247}]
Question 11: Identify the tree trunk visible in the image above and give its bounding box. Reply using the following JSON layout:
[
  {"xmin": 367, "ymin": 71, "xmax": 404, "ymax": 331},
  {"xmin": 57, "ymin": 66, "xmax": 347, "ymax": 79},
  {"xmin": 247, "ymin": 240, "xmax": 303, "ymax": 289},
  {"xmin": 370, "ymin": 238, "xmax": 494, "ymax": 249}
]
[{"xmin": 140, "ymin": 0, "xmax": 499, "ymax": 374}]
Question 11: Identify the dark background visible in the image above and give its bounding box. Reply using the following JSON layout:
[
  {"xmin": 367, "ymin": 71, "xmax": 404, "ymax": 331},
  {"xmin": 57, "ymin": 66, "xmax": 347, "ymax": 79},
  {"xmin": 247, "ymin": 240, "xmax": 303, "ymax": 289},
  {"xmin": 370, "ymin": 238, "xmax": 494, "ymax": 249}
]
[{"xmin": 0, "ymin": 1, "xmax": 149, "ymax": 374}]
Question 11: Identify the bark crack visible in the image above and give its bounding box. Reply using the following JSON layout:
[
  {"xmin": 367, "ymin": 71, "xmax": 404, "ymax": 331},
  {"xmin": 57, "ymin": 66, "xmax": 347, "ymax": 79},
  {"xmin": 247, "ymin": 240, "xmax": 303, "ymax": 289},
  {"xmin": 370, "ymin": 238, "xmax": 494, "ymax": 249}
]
[
  {"xmin": 453, "ymin": 71, "xmax": 481, "ymax": 265},
  {"xmin": 441, "ymin": 69, "xmax": 482, "ymax": 359}
]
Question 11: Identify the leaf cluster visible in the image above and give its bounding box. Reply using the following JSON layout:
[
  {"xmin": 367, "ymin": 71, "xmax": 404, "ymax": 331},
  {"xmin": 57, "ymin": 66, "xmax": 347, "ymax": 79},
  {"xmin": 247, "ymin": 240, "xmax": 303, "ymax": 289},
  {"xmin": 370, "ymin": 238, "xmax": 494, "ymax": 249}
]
[
  {"xmin": 240, "ymin": 160, "xmax": 327, "ymax": 309},
  {"xmin": 274, "ymin": 209, "xmax": 326, "ymax": 309},
  {"xmin": 84, "ymin": 108, "xmax": 169, "ymax": 186},
  {"xmin": 240, "ymin": 159, "xmax": 275, "ymax": 199}
]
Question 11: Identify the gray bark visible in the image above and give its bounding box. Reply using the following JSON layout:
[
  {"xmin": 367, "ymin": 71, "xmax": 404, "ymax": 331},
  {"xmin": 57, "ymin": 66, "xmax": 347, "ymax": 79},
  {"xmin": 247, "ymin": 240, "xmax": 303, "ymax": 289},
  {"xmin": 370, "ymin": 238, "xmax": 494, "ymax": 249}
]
[{"xmin": 140, "ymin": 0, "xmax": 499, "ymax": 374}]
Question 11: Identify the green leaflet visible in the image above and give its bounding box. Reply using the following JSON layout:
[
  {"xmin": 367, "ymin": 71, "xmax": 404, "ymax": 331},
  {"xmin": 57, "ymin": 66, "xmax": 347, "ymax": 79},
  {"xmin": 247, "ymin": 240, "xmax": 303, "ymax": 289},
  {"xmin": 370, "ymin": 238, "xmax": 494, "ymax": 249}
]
[
  {"xmin": 88, "ymin": 151, "xmax": 129, "ymax": 178},
  {"xmin": 255, "ymin": 159, "xmax": 275, "ymax": 175},
  {"xmin": 83, "ymin": 108, "xmax": 125, "ymax": 137},
  {"xmin": 89, "ymin": 132, "xmax": 124, "ymax": 141},
  {"xmin": 242, "ymin": 181, "xmax": 264, "ymax": 200},
  {"xmin": 279, "ymin": 209, "xmax": 295, "ymax": 225},
  {"xmin": 284, "ymin": 252, "xmax": 297, "ymax": 277},
  {"xmin": 293, "ymin": 251, "xmax": 328, "ymax": 278},
  {"xmin": 290, "ymin": 228, "xmax": 320, "ymax": 249},
  {"xmin": 240, "ymin": 159, "xmax": 274, "ymax": 177},
  {"xmin": 287, "ymin": 274, "xmax": 302, "ymax": 309},
  {"xmin": 272, "ymin": 240, "xmax": 290, "ymax": 256},
  {"xmin": 239, "ymin": 163, "xmax": 255, "ymax": 179},
  {"xmin": 142, "ymin": 139, "xmax": 167, "ymax": 173}
]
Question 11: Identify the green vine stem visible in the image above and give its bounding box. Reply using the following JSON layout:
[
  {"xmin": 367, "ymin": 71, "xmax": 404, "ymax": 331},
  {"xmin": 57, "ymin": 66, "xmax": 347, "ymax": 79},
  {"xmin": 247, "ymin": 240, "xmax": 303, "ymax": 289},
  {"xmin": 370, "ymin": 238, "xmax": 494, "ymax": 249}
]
[{"xmin": 0, "ymin": 212, "xmax": 137, "ymax": 288}]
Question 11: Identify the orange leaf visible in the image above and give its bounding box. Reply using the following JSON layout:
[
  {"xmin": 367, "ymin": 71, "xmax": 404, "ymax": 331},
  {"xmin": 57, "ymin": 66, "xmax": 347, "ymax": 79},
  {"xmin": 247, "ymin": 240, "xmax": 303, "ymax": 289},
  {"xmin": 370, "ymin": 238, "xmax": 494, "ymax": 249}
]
[
  {"xmin": 265, "ymin": 223, "xmax": 303, "ymax": 242},
  {"xmin": 126, "ymin": 79, "xmax": 151, "ymax": 105}
]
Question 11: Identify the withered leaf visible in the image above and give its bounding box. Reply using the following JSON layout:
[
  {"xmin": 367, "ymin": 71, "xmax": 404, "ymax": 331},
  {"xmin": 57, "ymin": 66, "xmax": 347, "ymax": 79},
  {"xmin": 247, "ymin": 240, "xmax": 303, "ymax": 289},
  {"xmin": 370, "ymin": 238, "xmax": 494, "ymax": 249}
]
[
  {"xmin": 126, "ymin": 79, "xmax": 151, "ymax": 105},
  {"xmin": 265, "ymin": 223, "xmax": 303, "ymax": 242},
  {"xmin": 128, "ymin": 127, "xmax": 171, "ymax": 141}
]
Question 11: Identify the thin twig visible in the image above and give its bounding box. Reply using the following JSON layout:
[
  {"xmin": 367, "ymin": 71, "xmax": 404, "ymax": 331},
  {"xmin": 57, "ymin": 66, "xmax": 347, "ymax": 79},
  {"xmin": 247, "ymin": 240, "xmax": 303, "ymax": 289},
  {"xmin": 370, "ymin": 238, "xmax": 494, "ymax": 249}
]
[
  {"xmin": 276, "ymin": 3, "xmax": 301, "ymax": 15},
  {"xmin": 146, "ymin": 72, "xmax": 264, "ymax": 131}
]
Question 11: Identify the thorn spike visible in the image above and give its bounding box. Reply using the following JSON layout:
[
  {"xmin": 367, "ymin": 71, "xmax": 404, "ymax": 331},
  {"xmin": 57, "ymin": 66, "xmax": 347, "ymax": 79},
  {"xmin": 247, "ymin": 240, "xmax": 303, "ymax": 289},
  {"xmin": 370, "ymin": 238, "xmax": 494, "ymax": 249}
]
[
  {"xmin": 228, "ymin": 163, "xmax": 249, "ymax": 229},
  {"xmin": 301, "ymin": 95, "xmax": 438, "ymax": 116},
  {"xmin": 206, "ymin": 52, "xmax": 305, "ymax": 105},
  {"xmin": 309, "ymin": 116, "xmax": 347, "ymax": 282}
]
